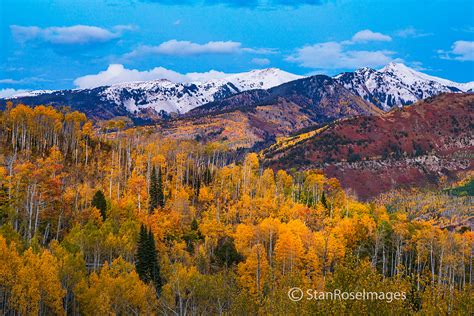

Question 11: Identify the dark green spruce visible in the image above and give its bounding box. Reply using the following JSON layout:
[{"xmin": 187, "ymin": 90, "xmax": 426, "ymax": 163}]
[
  {"xmin": 149, "ymin": 166, "xmax": 158, "ymax": 213},
  {"xmin": 320, "ymin": 191, "xmax": 328, "ymax": 210},
  {"xmin": 91, "ymin": 190, "xmax": 107, "ymax": 221},
  {"xmin": 149, "ymin": 166, "xmax": 165, "ymax": 213},
  {"xmin": 135, "ymin": 224, "xmax": 148, "ymax": 280},
  {"xmin": 157, "ymin": 166, "xmax": 165, "ymax": 208},
  {"xmin": 135, "ymin": 224, "xmax": 163, "ymax": 294}
]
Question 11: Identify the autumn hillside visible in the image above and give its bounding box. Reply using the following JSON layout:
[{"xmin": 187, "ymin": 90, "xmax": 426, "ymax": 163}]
[
  {"xmin": 152, "ymin": 75, "xmax": 382, "ymax": 150},
  {"xmin": 0, "ymin": 102, "xmax": 472, "ymax": 314},
  {"xmin": 263, "ymin": 93, "xmax": 474, "ymax": 200}
]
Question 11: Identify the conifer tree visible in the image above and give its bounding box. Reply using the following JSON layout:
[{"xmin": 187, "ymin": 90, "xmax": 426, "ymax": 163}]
[
  {"xmin": 321, "ymin": 191, "xmax": 328, "ymax": 210},
  {"xmin": 157, "ymin": 166, "xmax": 164, "ymax": 208},
  {"xmin": 194, "ymin": 176, "xmax": 201, "ymax": 199},
  {"xmin": 149, "ymin": 166, "xmax": 158, "ymax": 213},
  {"xmin": 147, "ymin": 229, "xmax": 162, "ymax": 293},
  {"xmin": 135, "ymin": 225, "xmax": 162, "ymax": 294},
  {"xmin": 135, "ymin": 224, "xmax": 148, "ymax": 280},
  {"xmin": 91, "ymin": 190, "xmax": 107, "ymax": 221}
]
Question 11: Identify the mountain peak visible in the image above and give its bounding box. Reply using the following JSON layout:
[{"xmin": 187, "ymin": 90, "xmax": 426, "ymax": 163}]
[
  {"xmin": 336, "ymin": 62, "xmax": 472, "ymax": 111},
  {"xmin": 224, "ymin": 68, "xmax": 302, "ymax": 90},
  {"xmin": 379, "ymin": 62, "xmax": 414, "ymax": 74}
]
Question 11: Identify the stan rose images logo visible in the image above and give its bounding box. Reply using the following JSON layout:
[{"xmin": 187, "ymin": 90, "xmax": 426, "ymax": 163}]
[{"xmin": 288, "ymin": 288, "xmax": 406, "ymax": 303}]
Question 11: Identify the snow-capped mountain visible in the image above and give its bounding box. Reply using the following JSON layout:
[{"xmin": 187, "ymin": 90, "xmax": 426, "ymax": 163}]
[
  {"xmin": 10, "ymin": 90, "xmax": 57, "ymax": 98},
  {"xmin": 335, "ymin": 62, "xmax": 474, "ymax": 110},
  {"xmin": 100, "ymin": 68, "xmax": 302, "ymax": 114},
  {"xmin": 2, "ymin": 63, "xmax": 472, "ymax": 123},
  {"xmin": 6, "ymin": 68, "xmax": 302, "ymax": 119}
]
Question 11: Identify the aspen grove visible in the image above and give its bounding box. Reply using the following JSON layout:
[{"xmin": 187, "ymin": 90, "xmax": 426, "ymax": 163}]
[{"xmin": 0, "ymin": 103, "xmax": 472, "ymax": 315}]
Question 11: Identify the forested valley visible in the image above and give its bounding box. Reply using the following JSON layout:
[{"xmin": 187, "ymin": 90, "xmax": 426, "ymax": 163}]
[{"xmin": 0, "ymin": 103, "xmax": 472, "ymax": 315}]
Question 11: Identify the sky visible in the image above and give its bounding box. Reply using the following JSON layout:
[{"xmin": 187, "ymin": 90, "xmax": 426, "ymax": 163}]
[{"xmin": 0, "ymin": 0, "xmax": 473, "ymax": 96}]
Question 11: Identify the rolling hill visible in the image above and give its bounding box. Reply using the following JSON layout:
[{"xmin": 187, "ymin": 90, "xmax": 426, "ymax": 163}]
[{"xmin": 262, "ymin": 93, "xmax": 474, "ymax": 200}]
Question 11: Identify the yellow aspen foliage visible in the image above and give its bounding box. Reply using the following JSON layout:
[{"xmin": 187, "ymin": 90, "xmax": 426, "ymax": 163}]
[
  {"xmin": 237, "ymin": 244, "xmax": 269, "ymax": 301},
  {"xmin": 0, "ymin": 236, "xmax": 21, "ymax": 297},
  {"xmin": 81, "ymin": 120, "xmax": 94, "ymax": 137},
  {"xmin": 198, "ymin": 185, "xmax": 214, "ymax": 203},
  {"xmin": 199, "ymin": 218, "xmax": 229, "ymax": 249},
  {"xmin": 75, "ymin": 257, "xmax": 157, "ymax": 315},
  {"xmin": 233, "ymin": 223, "xmax": 256, "ymax": 256},
  {"xmin": 152, "ymin": 154, "xmax": 166, "ymax": 169},
  {"xmin": 274, "ymin": 226, "xmax": 305, "ymax": 274},
  {"xmin": 11, "ymin": 248, "xmax": 65, "ymax": 315},
  {"xmin": 276, "ymin": 169, "xmax": 293, "ymax": 196},
  {"xmin": 1, "ymin": 104, "xmax": 473, "ymax": 315}
]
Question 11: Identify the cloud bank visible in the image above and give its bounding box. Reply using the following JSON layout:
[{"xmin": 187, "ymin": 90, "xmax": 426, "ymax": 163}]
[
  {"xmin": 287, "ymin": 29, "xmax": 395, "ymax": 70},
  {"xmin": 125, "ymin": 40, "xmax": 242, "ymax": 58},
  {"xmin": 351, "ymin": 29, "xmax": 392, "ymax": 43},
  {"xmin": 74, "ymin": 64, "xmax": 234, "ymax": 88},
  {"xmin": 0, "ymin": 89, "xmax": 28, "ymax": 98},
  {"xmin": 395, "ymin": 27, "xmax": 432, "ymax": 38},
  {"xmin": 124, "ymin": 40, "xmax": 274, "ymax": 58},
  {"xmin": 251, "ymin": 57, "xmax": 271, "ymax": 65},
  {"xmin": 10, "ymin": 25, "xmax": 134, "ymax": 45},
  {"xmin": 438, "ymin": 40, "xmax": 474, "ymax": 61}
]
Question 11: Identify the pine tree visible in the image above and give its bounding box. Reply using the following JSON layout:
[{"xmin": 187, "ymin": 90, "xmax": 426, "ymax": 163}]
[
  {"xmin": 190, "ymin": 218, "xmax": 199, "ymax": 232},
  {"xmin": 149, "ymin": 166, "xmax": 158, "ymax": 213},
  {"xmin": 320, "ymin": 191, "xmax": 328, "ymax": 210},
  {"xmin": 183, "ymin": 218, "xmax": 203, "ymax": 253},
  {"xmin": 91, "ymin": 190, "xmax": 107, "ymax": 221},
  {"xmin": 194, "ymin": 176, "xmax": 201, "ymax": 199},
  {"xmin": 214, "ymin": 237, "xmax": 243, "ymax": 268},
  {"xmin": 135, "ymin": 225, "xmax": 162, "ymax": 294},
  {"xmin": 157, "ymin": 166, "xmax": 164, "ymax": 208},
  {"xmin": 135, "ymin": 224, "xmax": 148, "ymax": 282},
  {"xmin": 147, "ymin": 229, "xmax": 162, "ymax": 294}
]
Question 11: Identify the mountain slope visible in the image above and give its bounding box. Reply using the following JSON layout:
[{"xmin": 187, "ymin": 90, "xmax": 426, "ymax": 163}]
[
  {"xmin": 3, "ymin": 63, "xmax": 472, "ymax": 122},
  {"xmin": 188, "ymin": 75, "xmax": 382, "ymax": 119},
  {"xmin": 157, "ymin": 75, "xmax": 382, "ymax": 149},
  {"xmin": 2, "ymin": 68, "xmax": 301, "ymax": 121},
  {"xmin": 335, "ymin": 63, "xmax": 473, "ymax": 110},
  {"xmin": 262, "ymin": 93, "xmax": 474, "ymax": 200}
]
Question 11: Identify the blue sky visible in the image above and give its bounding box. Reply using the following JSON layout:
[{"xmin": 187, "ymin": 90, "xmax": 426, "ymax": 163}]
[{"xmin": 0, "ymin": 0, "xmax": 473, "ymax": 95}]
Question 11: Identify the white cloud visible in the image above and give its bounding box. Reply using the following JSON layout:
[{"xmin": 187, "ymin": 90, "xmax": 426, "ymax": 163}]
[
  {"xmin": 74, "ymin": 64, "xmax": 188, "ymax": 88},
  {"xmin": 408, "ymin": 61, "xmax": 430, "ymax": 71},
  {"xmin": 73, "ymin": 64, "xmax": 236, "ymax": 88},
  {"xmin": 287, "ymin": 42, "xmax": 394, "ymax": 69},
  {"xmin": 351, "ymin": 29, "xmax": 392, "ymax": 43},
  {"xmin": 0, "ymin": 77, "xmax": 50, "ymax": 85},
  {"xmin": 287, "ymin": 29, "xmax": 396, "ymax": 70},
  {"xmin": 251, "ymin": 57, "xmax": 271, "ymax": 65},
  {"xmin": 185, "ymin": 70, "xmax": 229, "ymax": 82},
  {"xmin": 396, "ymin": 27, "xmax": 432, "ymax": 38},
  {"xmin": 0, "ymin": 88, "xmax": 27, "ymax": 98},
  {"xmin": 125, "ymin": 40, "xmax": 242, "ymax": 58},
  {"xmin": 10, "ymin": 24, "xmax": 133, "ymax": 45},
  {"xmin": 0, "ymin": 79, "xmax": 21, "ymax": 84},
  {"xmin": 124, "ymin": 40, "xmax": 275, "ymax": 58},
  {"xmin": 438, "ymin": 41, "xmax": 474, "ymax": 61},
  {"xmin": 242, "ymin": 47, "xmax": 278, "ymax": 54}
]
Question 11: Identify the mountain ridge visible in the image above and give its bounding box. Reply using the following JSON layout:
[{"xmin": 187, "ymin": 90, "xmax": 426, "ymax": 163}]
[
  {"xmin": 2, "ymin": 63, "xmax": 473, "ymax": 121},
  {"xmin": 262, "ymin": 93, "xmax": 474, "ymax": 199},
  {"xmin": 336, "ymin": 62, "xmax": 473, "ymax": 110},
  {"xmin": 3, "ymin": 68, "xmax": 302, "ymax": 121}
]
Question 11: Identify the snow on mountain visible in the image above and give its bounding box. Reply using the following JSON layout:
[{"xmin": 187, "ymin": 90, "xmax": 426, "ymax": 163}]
[
  {"xmin": 335, "ymin": 62, "xmax": 474, "ymax": 111},
  {"xmin": 3, "ymin": 64, "xmax": 472, "ymax": 121},
  {"xmin": 11, "ymin": 90, "xmax": 57, "ymax": 98},
  {"xmin": 63, "ymin": 68, "xmax": 301, "ymax": 115},
  {"xmin": 223, "ymin": 68, "xmax": 303, "ymax": 90}
]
